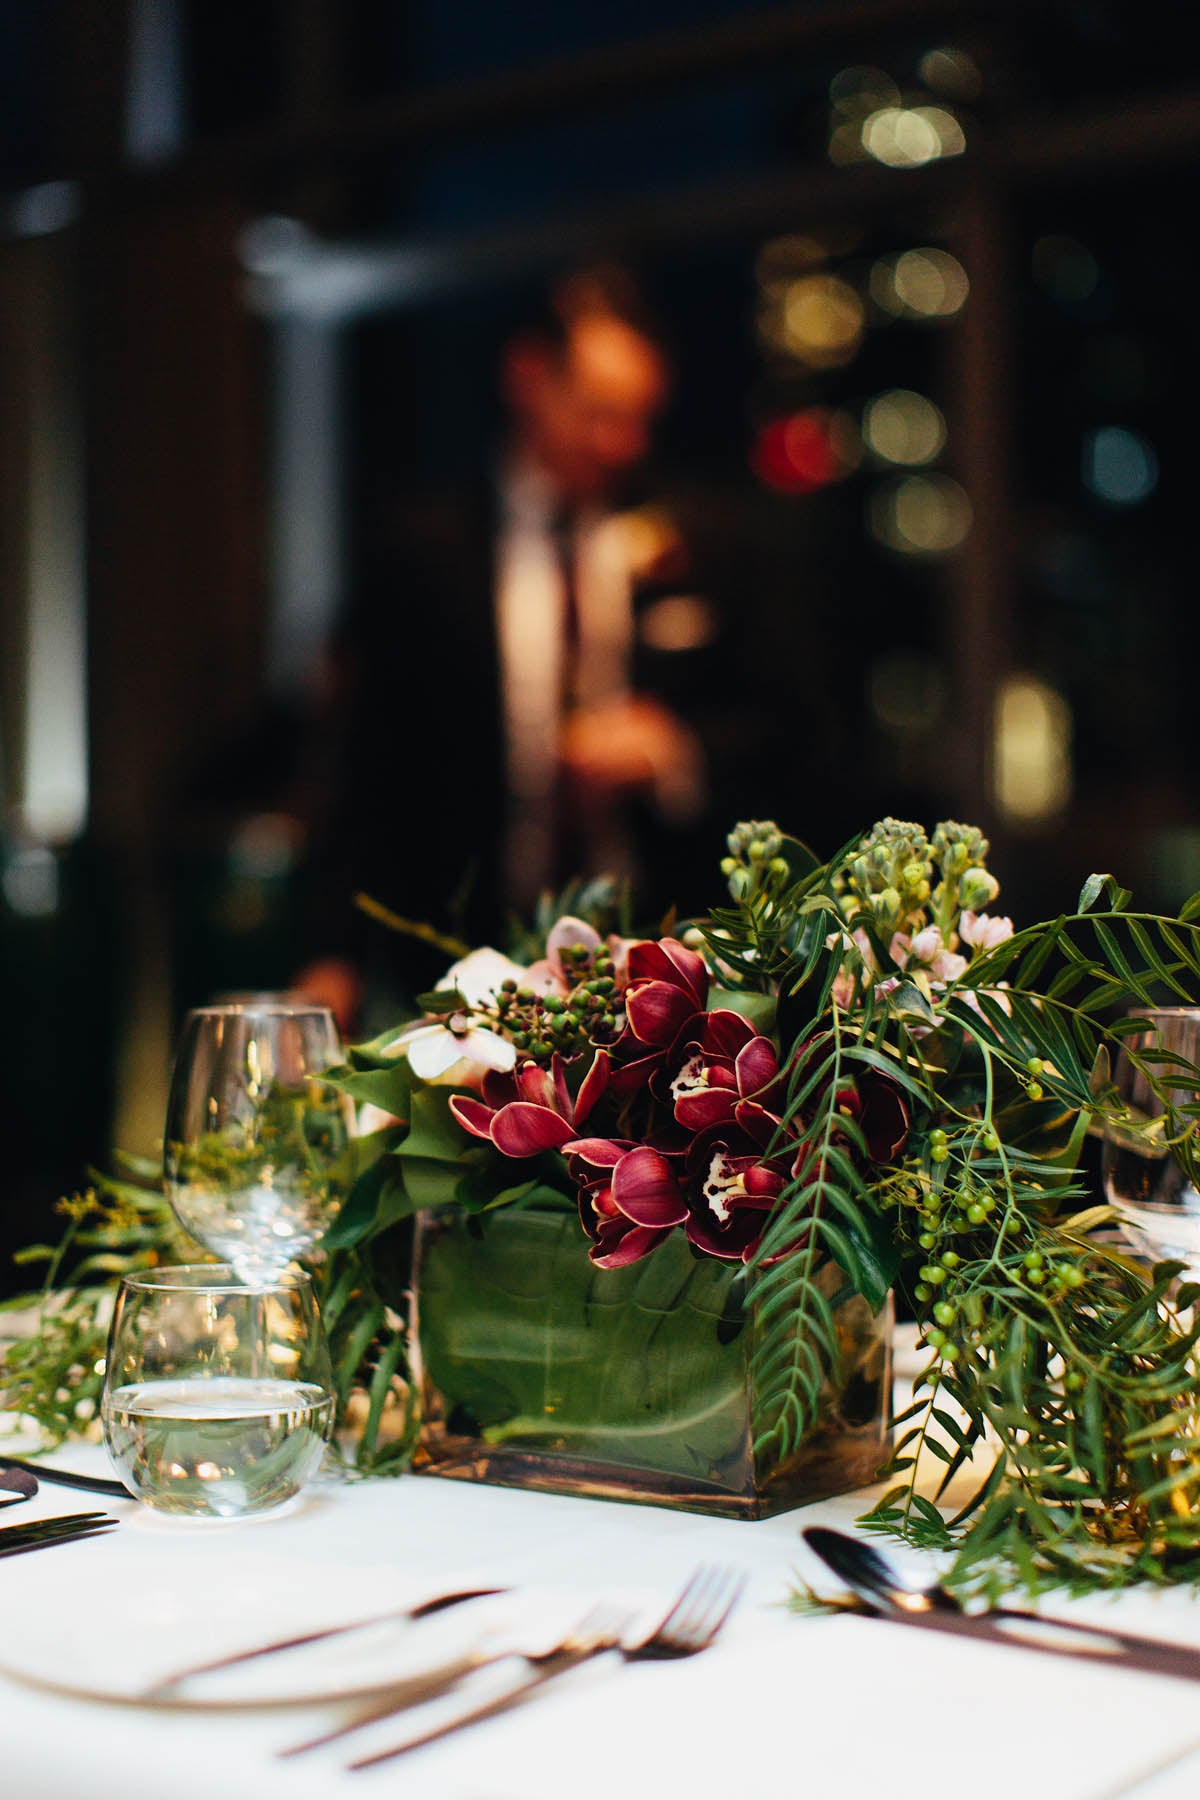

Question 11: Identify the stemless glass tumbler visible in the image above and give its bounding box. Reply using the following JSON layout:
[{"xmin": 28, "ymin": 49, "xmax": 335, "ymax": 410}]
[
  {"xmin": 164, "ymin": 1002, "xmax": 353, "ymax": 1284},
  {"xmin": 1102, "ymin": 1007, "xmax": 1200, "ymax": 1278},
  {"xmin": 101, "ymin": 1266, "xmax": 335, "ymax": 1517}
]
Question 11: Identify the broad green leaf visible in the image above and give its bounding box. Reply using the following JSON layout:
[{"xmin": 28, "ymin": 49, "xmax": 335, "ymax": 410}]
[{"xmin": 395, "ymin": 1083, "xmax": 471, "ymax": 1165}]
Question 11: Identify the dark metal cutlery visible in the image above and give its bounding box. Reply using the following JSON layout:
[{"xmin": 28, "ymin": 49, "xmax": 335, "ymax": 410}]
[
  {"xmin": 141, "ymin": 1585, "xmax": 507, "ymax": 1700},
  {"xmin": 0, "ymin": 1455, "xmax": 129, "ymax": 1500},
  {"xmin": 0, "ymin": 1510, "xmax": 120, "ymax": 1559},
  {"xmin": 804, "ymin": 1526, "xmax": 1200, "ymax": 1683},
  {"xmin": 293, "ymin": 1563, "xmax": 745, "ymax": 1771}
]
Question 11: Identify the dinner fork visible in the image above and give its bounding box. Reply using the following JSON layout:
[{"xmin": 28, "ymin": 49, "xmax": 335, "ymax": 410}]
[{"xmin": 336, "ymin": 1563, "xmax": 745, "ymax": 1772}]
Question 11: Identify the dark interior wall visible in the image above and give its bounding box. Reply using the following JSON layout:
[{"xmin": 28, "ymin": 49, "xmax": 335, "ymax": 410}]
[{"xmin": 2, "ymin": 0, "xmax": 1200, "ymax": 1290}]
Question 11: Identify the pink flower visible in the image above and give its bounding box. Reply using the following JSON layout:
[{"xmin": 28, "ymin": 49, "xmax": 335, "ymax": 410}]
[
  {"xmin": 450, "ymin": 1051, "xmax": 610, "ymax": 1156},
  {"xmin": 562, "ymin": 1137, "xmax": 688, "ymax": 1268},
  {"xmin": 524, "ymin": 916, "xmax": 602, "ymax": 994},
  {"xmin": 959, "ymin": 910, "xmax": 1014, "ymax": 951},
  {"xmin": 909, "ymin": 924, "xmax": 944, "ymax": 964}
]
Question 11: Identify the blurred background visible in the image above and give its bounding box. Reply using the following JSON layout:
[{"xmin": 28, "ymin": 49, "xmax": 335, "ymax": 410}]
[{"xmin": 1, "ymin": 0, "xmax": 1197, "ymax": 1288}]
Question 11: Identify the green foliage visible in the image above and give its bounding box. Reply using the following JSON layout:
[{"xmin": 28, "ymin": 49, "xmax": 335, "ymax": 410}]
[
  {"xmin": 713, "ymin": 823, "xmax": 1200, "ymax": 1595},
  {"xmin": 0, "ymin": 1155, "xmax": 195, "ymax": 1445},
  {"xmin": 13, "ymin": 826, "xmax": 1200, "ymax": 1597}
]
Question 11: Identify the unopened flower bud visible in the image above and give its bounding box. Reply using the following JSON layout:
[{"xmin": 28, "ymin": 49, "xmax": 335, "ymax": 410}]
[{"xmin": 959, "ymin": 867, "xmax": 1000, "ymax": 910}]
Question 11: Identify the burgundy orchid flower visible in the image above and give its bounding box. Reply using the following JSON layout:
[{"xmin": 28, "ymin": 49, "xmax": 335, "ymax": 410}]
[
  {"xmin": 654, "ymin": 1008, "xmax": 783, "ymax": 1134},
  {"xmin": 450, "ymin": 1050, "xmax": 610, "ymax": 1156},
  {"xmin": 561, "ymin": 1137, "xmax": 688, "ymax": 1268},
  {"xmin": 609, "ymin": 936, "xmax": 710, "ymax": 1094},
  {"xmin": 789, "ymin": 1039, "xmax": 911, "ymax": 1169},
  {"xmin": 682, "ymin": 1059, "xmax": 910, "ymax": 1264},
  {"xmin": 681, "ymin": 1096, "xmax": 792, "ymax": 1263}
]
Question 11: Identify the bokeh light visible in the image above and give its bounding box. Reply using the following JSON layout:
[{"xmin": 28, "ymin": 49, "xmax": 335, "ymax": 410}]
[
  {"xmin": 638, "ymin": 594, "xmax": 720, "ymax": 652},
  {"xmin": 870, "ymin": 248, "xmax": 969, "ymax": 320},
  {"xmin": 829, "ymin": 65, "xmax": 902, "ymax": 115},
  {"xmin": 868, "ymin": 474, "xmax": 972, "ymax": 554},
  {"xmin": 759, "ymin": 271, "xmax": 865, "ymax": 367},
  {"xmin": 861, "ymin": 105, "xmax": 966, "ymax": 168},
  {"xmin": 862, "ymin": 389, "xmax": 947, "ymax": 465},
  {"xmin": 755, "ymin": 234, "xmax": 828, "ymax": 285},
  {"xmin": 753, "ymin": 408, "xmax": 860, "ymax": 493},
  {"xmin": 827, "ymin": 65, "xmax": 901, "ymax": 163},
  {"xmin": 917, "ymin": 46, "xmax": 983, "ymax": 101},
  {"xmin": 993, "ymin": 676, "xmax": 1073, "ymax": 826},
  {"xmin": 1082, "ymin": 426, "xmax": 1159, "ymax": 506}
]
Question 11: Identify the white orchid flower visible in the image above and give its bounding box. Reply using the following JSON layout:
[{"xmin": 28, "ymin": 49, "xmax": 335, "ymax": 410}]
[
  {"xmin": 440, "ymin": 946, "xmax": 545, "ymax": 1005},
  {"xmin": 380, "ymin": 945, "xmax": 534, "ymax": 1087},
  {"xmin": 403, "ymin": 1016, "xmax": 517, "ymax": 1081}
]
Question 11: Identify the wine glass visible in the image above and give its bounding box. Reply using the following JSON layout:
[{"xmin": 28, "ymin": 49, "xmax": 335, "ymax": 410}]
[
  {"xmin": 164, "ymin": 1002, "xmax": 354, "ymax": 1285},
  {"xmin": 1102, "ymin": 1007, "xmax": 1200, "ymax": 1277},
  {"xmin": 101, "ymin": 1265, "xmax": 335, "ymax": 1517}
]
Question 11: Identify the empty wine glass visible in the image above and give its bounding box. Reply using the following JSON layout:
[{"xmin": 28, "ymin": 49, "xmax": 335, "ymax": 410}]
[
  {"xmin": 164, "ymin": 1002, "xmax": 354, "ymax": 1284},
  {"xmin": 101, "ymin": 1265, "xmax": 335, "ymax": 1517},
  {"xmin": 1102, "ymin": 1007, "xmax": 1200, "ymax": 1277}
]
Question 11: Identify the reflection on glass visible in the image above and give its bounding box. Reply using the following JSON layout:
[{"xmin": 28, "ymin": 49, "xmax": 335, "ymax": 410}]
[
  {"xmin": 1102, "ymin": 1009, "xmax": 1200, "ymax": 1278},
  {"xmin": 164, "ymin": 1003, "xmax": 354, "ymax": 1284}
]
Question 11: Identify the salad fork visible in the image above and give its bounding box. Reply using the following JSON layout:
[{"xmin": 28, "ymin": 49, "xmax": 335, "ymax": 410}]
[{"xmin": 332, "ymin": 1563, "xmax": 745, "ymax": 1772}]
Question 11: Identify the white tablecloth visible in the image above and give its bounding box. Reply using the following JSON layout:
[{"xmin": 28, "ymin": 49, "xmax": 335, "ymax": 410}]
[{"xmin": 6, "ymin": 1437, "xmax": 1200, "ymax": 1800}]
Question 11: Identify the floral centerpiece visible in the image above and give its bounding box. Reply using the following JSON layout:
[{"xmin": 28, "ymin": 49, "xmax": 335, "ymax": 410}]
[{"xmin": 9, "ymin": 815, "xmax": 1200, "ymax": 1591}]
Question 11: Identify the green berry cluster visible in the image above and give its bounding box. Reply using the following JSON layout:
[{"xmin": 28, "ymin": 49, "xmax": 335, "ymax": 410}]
[
  {"xmin": 490, "ymin": 945, "xmax": 619, "ymax": 1064},
  {"xmin": 883, "ymin": 1131, "xmax": 1089, "ymax": 1375}
]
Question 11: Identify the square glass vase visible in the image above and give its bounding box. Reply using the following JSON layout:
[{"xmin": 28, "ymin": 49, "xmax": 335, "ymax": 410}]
[{"xmin": 410, "ymin": 1204, "xmax": 892, "ymax": 1520}]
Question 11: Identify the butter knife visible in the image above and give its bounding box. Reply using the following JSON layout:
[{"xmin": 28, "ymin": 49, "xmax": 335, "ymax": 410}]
[{"xmin": 804, "ymin": 1527, "xmax": 1200, "ymax": 1684}]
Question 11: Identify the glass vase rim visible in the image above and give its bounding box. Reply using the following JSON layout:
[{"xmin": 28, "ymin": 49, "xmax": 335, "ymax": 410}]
[
  {"xmin": 1122, "ymin": 1006, "xmax": 1200, "ymax": 1024},
  {"xmin": 117, "ymin": 1263, "xmax": 314, "ymax": 1296},
  {"xmin": 182, "ymin": 1001, "xmax": 338, "ymax": 1021}
]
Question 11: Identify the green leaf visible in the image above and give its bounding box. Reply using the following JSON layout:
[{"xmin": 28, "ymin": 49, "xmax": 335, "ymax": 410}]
[
  {"xmin": 710, "ymin": 987, "xmax": 777, "ymax": 1033},
  {"xmin": 888, "ymin": 980, "xmax": 939, "ymax": 1025},
  {"xmin": 413, "ymin": 988, "xmax": 468, "ymax": 1015},
  {"xmin": 321, "ymin": 1156, "xmax": 417, "ymax": 1249},
  {"xmin": 1077, "ymin": 873, "xmax": 1109, "ymax": 913},
  {"xmin": 395, "ymin": 1083, "xmax": 471, "ymax": 1165},
  {"xmin": 837, "ymin": 1205, "xmax": 899, "ymax": 1313},
  {"xmin": 327, "ymin": 1059, "xmax": 414, "ymax": 1118}
]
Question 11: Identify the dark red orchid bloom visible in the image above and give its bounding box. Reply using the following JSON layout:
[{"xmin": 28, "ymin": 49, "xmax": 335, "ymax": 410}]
[
  {"xmin": 789, "ymin": 1039, "xmax": 911, "ymax": 1169},
  {"xmin": 562, "ymin": 1136, "xmax": 688, "ymax": 1268},
  {"xmin": 681, "ymin": 1058, "xmax": 910, "ymax": 1264},
  {"xmin": 654, "ymin": 1008, "xmax": 783, "ymax": 1133},
  {"xmin": 450, "ymin": 1050, "xmax": 610, "ymax": 1156},
  {"xmin": 608, "ymin": 937, "xmax": 709, "ymax": 1095}
]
